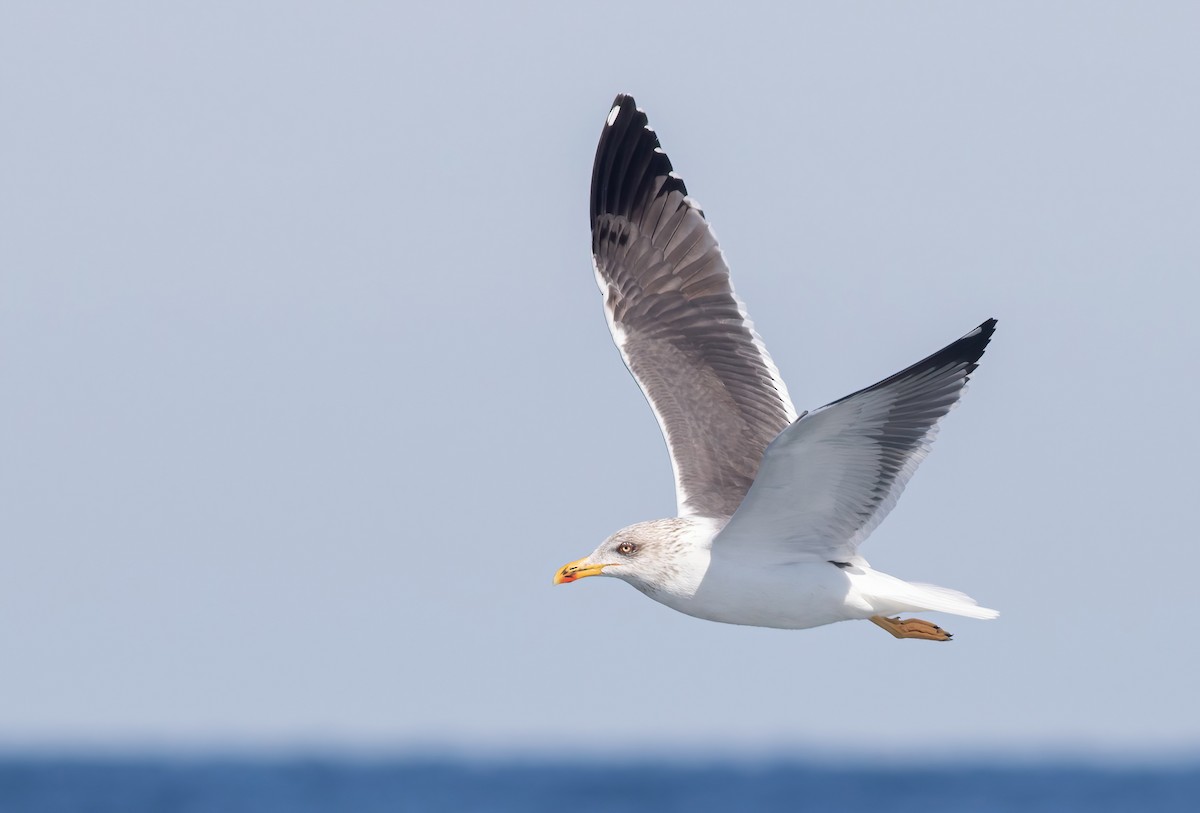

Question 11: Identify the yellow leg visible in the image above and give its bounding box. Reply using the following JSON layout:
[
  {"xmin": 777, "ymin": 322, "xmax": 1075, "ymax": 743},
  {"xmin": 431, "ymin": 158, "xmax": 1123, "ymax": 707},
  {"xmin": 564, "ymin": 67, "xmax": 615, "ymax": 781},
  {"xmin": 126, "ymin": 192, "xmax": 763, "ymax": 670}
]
[{"xmin": 870, "ymin": 615, "xmax": 952, "ymax": 642}]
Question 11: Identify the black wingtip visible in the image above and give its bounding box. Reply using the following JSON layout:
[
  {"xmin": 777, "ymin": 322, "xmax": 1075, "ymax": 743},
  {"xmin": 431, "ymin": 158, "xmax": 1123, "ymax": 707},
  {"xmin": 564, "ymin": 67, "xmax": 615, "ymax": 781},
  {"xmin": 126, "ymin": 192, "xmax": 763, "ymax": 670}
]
[
  {"xmin": 591, "ymin": 93, "xmax": 688, "ymax": 228},
  {"xmin": 611, "ymin": 92, "xmax": 637, "ymax": 110},
  {"xmin": 972, "ymin": 317, "xmax": 998, "ymax": 344},
  {"xmin": 828, "ymin": 318, "xmax": 998, "ymax": 406},
  {"xmin": 942, "ymin": 317, "xmax": 998, "ymax": 376},
  {"xmin": 957, "ymin": 318, "xmax": 998, "ymax": 372}
]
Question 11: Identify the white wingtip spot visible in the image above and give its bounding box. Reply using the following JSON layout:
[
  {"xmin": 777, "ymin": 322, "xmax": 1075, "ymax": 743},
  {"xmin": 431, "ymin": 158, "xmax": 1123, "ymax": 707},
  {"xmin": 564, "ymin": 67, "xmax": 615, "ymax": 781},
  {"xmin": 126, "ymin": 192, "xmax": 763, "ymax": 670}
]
[
  {"xmin": 963, "ymin": 326, "xmax": 982, "ymax": 338},
  {"xmin": 606, "ymin": 105, "xmax": 620, "ymax": 126}
]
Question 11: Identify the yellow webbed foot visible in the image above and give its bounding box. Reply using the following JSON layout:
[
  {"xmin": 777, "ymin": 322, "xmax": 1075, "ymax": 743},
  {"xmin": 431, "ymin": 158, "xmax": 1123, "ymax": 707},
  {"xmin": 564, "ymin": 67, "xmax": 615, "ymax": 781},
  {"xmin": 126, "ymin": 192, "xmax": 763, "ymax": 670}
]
[{"xmin": 870, "ymin": 615, "xmax": 952, "ymax": 642}]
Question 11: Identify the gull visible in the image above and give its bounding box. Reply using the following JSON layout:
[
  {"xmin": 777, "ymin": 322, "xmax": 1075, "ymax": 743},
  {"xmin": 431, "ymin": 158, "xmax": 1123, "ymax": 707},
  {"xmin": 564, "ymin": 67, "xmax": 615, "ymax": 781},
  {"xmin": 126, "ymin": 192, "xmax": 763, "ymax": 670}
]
[{"xmin": 554, "ymin": 94, "xmax": 998, "ymax": 641}]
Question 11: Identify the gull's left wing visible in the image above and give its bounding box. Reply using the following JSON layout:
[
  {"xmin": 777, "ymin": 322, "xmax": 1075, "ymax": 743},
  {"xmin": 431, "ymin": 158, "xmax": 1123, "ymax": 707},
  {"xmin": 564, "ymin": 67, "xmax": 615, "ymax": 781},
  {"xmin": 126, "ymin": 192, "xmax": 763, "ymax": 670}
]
[{"xmin": 714, "ymin": 319, "xmax": 997, "ymax": 563}]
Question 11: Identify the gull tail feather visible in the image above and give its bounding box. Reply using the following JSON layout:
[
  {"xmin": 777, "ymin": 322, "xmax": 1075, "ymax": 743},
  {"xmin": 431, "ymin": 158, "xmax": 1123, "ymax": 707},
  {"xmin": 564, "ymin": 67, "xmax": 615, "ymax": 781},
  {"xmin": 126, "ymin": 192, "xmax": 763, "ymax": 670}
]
[
  {"xmin": 856, "ymin": 569, "xmax": 999, "ymax": 620},
  {"xmin": 904, "ymin": 581, "xmax": 999, "ymax": 620}
]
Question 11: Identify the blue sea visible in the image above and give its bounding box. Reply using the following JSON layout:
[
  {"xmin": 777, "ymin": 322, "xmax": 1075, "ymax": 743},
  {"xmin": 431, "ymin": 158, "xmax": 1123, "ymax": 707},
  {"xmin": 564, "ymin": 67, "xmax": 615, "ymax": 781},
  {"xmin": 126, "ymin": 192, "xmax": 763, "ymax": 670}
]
[{"xmin": 1, "ymin": 758, "xmax": 1197, "ymax": 812}]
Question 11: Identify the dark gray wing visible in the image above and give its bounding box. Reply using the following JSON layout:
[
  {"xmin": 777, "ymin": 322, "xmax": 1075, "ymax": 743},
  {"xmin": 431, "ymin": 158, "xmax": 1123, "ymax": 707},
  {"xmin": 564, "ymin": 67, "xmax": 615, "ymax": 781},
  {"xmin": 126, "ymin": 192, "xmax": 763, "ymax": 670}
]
[
  {"xmin": 591, "ymin": 94, "xmax": 798, "ymax": 518},
  {"xmin": 714, "ymin": 320, "xmax": 997, "ymax": 562}
]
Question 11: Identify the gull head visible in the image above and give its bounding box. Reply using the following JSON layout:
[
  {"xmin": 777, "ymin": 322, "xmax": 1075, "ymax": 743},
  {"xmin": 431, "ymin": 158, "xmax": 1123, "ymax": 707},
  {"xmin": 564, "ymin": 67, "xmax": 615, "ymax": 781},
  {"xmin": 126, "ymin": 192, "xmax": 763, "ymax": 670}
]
[{"xmin": 553, "ymin": 518, "xmax": 716, "ymax": 597}]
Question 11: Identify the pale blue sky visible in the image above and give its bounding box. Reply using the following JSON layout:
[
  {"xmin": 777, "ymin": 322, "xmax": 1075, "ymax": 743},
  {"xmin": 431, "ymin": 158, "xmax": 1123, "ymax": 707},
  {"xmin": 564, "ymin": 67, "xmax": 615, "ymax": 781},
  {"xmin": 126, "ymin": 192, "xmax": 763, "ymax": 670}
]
[{"xmin": 2, "ymin": 2, "xmax": 1198, "ymax": 757}]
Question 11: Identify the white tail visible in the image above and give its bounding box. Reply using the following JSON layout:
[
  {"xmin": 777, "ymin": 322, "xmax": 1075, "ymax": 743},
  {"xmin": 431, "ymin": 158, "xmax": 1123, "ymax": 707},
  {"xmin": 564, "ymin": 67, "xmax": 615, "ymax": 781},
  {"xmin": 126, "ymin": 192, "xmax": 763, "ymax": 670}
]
[
  {"xmin": 854, "ymin": 568, "xmax": 999, "ymax": 620},
  {"xmin": 904, "ymin": 581, "xmax": 999, "ymax": 620}
]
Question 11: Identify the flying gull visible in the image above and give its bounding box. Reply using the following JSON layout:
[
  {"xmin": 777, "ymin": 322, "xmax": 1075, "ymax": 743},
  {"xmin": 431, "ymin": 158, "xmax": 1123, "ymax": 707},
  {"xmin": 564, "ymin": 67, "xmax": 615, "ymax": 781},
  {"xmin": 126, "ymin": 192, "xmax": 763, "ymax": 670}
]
[{"xmin": 554, "ymin": 94, "xmax": 998, "ymax": 640}]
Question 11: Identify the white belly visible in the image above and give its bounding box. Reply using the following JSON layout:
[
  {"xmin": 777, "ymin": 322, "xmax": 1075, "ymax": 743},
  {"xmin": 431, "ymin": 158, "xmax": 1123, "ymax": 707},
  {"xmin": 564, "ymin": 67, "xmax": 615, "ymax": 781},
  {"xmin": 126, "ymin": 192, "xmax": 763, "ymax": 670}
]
[{"xmin": 646, "ymin": 557, "xmax": 874, "ymax": 630}]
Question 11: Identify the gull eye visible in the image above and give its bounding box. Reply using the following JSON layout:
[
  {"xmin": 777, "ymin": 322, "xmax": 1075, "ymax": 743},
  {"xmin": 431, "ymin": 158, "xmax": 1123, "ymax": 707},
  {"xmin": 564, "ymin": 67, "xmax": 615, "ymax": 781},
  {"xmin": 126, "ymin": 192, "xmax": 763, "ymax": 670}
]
[{"xmin": 617, "ymin": 542, "xmax": 637, "ymax": 556}]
